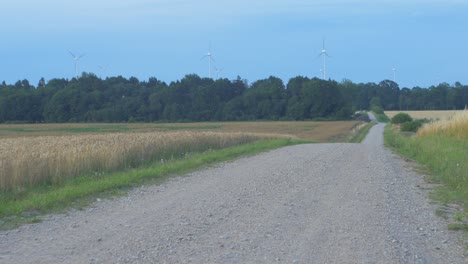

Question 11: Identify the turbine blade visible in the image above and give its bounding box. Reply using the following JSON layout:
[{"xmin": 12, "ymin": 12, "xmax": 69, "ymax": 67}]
[{"xmin": 68, "ymin": 50, "xmax": 76, "ymax": 58}]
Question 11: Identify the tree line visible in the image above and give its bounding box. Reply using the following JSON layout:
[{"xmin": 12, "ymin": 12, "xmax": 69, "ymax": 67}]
[{"xmin": 0, "ymin": 73, "xmax": 467, "ymax": 123}]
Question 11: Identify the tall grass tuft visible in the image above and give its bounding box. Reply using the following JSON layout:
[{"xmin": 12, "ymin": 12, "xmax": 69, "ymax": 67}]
[
  {"xmin": 0, "ymin": 131, "xmax": 282, "ymax": 191},
  {"xmin": 417, "ymin": 110, "xmax": 468, "ymax": 140},
  {"xmin": 385, "ymin": 110, "xmax": 468, "ymax": 212}
]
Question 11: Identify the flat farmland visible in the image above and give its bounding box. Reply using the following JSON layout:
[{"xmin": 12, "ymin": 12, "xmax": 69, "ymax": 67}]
[
  {"xmin": 385, "ymin": 110, "xmax": 464, "ymax": 120},
  {"xmin": 0, "ymin": 121, "xmax": 361, "ymax": 192},
  {"xmin": 0, "ymin": 121, "xmax": 360, "ymax": 142},
  {"xmin": 1, "ymin": 123, "xmax": 465, "ymax": 263}
]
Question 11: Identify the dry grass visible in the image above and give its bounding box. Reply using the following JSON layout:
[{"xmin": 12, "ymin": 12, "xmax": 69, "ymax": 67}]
[
  {"xmin": 417, "ymin": 110, "xmax": 468, "ymax": 140},
  {"xmin": 0, "ymin": 121, "xmax": 360, "ymax": 191},
  {"xmin": 0, "ymin": 131, "xmax": 279, "ymax": 191},
  {"xmin": 385, "ymin": 110, "xmax": 464, "ymax": 121}
]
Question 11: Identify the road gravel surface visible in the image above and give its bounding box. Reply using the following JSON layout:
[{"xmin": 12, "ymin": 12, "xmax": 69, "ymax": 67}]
[{"xmin": 0, "ymin": 123, "xmax": 465, "ymax": 263}]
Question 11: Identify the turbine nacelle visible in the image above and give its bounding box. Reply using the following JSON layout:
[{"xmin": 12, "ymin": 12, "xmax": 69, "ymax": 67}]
[
  {"xmin": 68, "ymin": 50, "xmax": 86, "ymax": 77},
  {"xmin": 317, "ymin": 39, "xmax": 330, "ymax": 80},
  {"xmin": 202, "ymin": 44, "xmax": 215, "ymax": 78}
]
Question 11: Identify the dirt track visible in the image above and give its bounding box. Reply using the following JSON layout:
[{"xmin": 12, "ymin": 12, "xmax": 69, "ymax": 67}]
[{"xmin": 0, "ymin": 123, "xmax": 465, "ymax": 263}]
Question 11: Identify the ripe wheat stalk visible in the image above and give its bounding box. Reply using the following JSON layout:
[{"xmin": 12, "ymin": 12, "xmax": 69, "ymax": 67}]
[
  {"xmin": 417, "ymin": 110, "xmax": 468, "ymax": 139},
  {"xmin": 0, "ymin": 131, "xmax": 283, "ymax": 191}
]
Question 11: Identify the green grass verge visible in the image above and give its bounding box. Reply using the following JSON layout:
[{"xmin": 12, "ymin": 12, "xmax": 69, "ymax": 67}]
[
  {"xmin": 348, "ymin": 122, "xmax": 376, "ymax": 143},
  {"xmin": 372, "ymin": 112, "xmax": 390, "ymax": 123},
  {"xmin": 448, "ymin": 223, "xmax": 468, "ymax": 231},
  {"xmin": 0, "ymin": 138, "xmax": 308, "ymax": 229},
  {"xmin": 384, "ymin": 125, "xmax": 467, "ymax": 229}
]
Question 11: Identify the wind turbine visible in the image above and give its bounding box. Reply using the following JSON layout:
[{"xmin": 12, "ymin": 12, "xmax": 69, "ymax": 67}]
[
  {"xmin": 215, "ymin": 67, "xmax": 223, "ymax": 79},
  {"xmin": 202, "ymin": 44, "xmax": 215, "ymax": 78},
  {"xmin": 392, "ymin": 66, "xmax": 396, "ymax": 82},
  {"xmin": 69, "ymin": 51, "xmax": 85, "ymax": 77},
  {"xmin": 317, "ymin": 39, "xmax": 330, "ymax": 80},
  {"xmin": 98, "ymin": 65, "xmax": 108, "ymax": 79}
]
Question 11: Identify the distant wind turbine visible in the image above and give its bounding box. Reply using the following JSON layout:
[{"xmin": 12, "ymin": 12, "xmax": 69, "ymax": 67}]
[
  {"xmin": 69, "ymin": 51, "xmax": 85, "ymax": 77},
  {"xmin": 202, "ymin": 44, "xmax": 215, "ymax": 78},
  {"xmin": 215, "ymin": 67, "xmax": 223, "ymax": 79},
  {"xmin": 98, "ymin": 65, "xmax": 108, "ymax": 79},
  {"xmin": 392, "ymin": 66, "xmax": 396, "ymax": 82},
  {"xmin": 317, "ymin": 39, "xmax": 330, "ymax": 80}
]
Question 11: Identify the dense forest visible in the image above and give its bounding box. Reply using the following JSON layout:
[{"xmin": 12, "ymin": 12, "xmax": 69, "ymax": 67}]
[{"xmin": 0, "ymin": 73, "xmax": 467, "ymax": 123}]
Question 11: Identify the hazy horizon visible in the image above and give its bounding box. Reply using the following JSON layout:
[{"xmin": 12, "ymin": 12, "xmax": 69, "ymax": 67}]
[{"xmin": 1, "ymin": 0, "xmax": 467, "ymax": 88}]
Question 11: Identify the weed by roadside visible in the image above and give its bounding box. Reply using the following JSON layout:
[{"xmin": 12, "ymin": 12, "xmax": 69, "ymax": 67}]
[
  {"xmin": 384, "ymin": 112, "xmax": 468, "ymax": 241},
  {"xmin": 0, "ymin": 138, "xmax": 307, "ymax": 230},
  {"xmin": 372, "ymin": 112, "xmax": 390, "ymax": 123},
  {"xmin": 348, "ymin": 122, "xmax": 375, "ymax": 143}
]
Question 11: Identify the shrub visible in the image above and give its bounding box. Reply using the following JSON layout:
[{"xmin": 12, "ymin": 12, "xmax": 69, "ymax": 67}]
[
  {"xmin": 371, "ymin": 105, "xmax": 384, "ymax": 115},
  {"xmin": 392, "ymin": 113, "xmax": 413, "ymax": 124},
  {"xmin": 353, "ymin": 113, "xmax": 371, "ymax": 122},
  {"xmin": 400, "ymin": 120, "xmax": 423, "ymax": 132}
]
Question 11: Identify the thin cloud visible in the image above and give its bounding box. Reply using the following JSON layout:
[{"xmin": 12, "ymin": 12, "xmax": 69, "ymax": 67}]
[
  {"xmin": 1, "ymin": 0, "xmax": 466, "ymax": 33},
  {"xmin": 2, "ymin": 0, "xmax": 466, "ymax": 16}
]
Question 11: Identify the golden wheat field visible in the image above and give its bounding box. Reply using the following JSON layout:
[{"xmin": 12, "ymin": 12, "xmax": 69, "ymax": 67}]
[
  {"xmin": 385, "ymin": 110, "xmax": 464, "ymax": 120},
  {"xmin": 0, "ymin": 131, "xmax": 278, "ymax": 191},
  {"xmin": 417, "ymin": 110, "xmax": 468, "ymax": 139},
  {"xmin": 0, "ymin": 121, "xmax": 359, "ymax": 142},
  {"xmin": 0, "ymin": 121, "xmax": 360, "ymax": 191}
]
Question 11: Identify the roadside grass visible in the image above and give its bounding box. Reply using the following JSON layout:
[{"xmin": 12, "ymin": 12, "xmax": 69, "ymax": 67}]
[
  {"xmin": 384, "ymin": 114, "xmax": 468, "ymax": 233},
  {"xmin": 348, "ymin": 122, "xmax": 376, "ymax": 143},
  {"xmin": 0, "ymin": 131, "xmax": 272, "ymax": 191},
  {"xmin": 0, "ymin": 120, "xmax": 370, "ymax": 230},
  {"xmin": 0, "ymin": 121, "xmax": 361, "ymax": 194},
  {"xmin": 0, "ymin": 138, "xmax": 309, "ymax": 229},
  {"xmin": 372, "ymin": 112, "xmax": 390, "ymax": 123}
]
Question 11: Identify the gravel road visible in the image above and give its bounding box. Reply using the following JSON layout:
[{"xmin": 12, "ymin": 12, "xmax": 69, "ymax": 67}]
[{"xmin": 0, "ymin": 123, "xmax": 466, "ymax": 263}]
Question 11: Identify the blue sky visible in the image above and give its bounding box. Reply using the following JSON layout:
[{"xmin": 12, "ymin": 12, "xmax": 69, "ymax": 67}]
[{"xmin": 1, "ymin": 0, "xmax": 467, "ymax": 88}]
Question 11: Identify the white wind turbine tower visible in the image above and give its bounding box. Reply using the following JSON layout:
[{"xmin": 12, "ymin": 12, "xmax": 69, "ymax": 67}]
[
  {"xmin": 215, "ymin": 67, "xmax": 223, "ymax": 79},
  {"xmin": 317, "ymin": 39, "xmax": 330, "ymax": 80},
  {"xmin": 202, "ymin": 44, "xmax": 215, "ymax": 78},
  {"xmin": 392, "ymin": 66, "xmax": 396, "ymax": 82},
  {"xmin": 69, "ymin": 51, "xmax": 85, "ymax": 77}
]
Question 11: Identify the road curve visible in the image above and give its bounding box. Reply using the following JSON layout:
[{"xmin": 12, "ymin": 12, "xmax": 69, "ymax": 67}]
[{"xmin": 0, "ymin": 124, "xmax": 465, "ymax": 263}]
